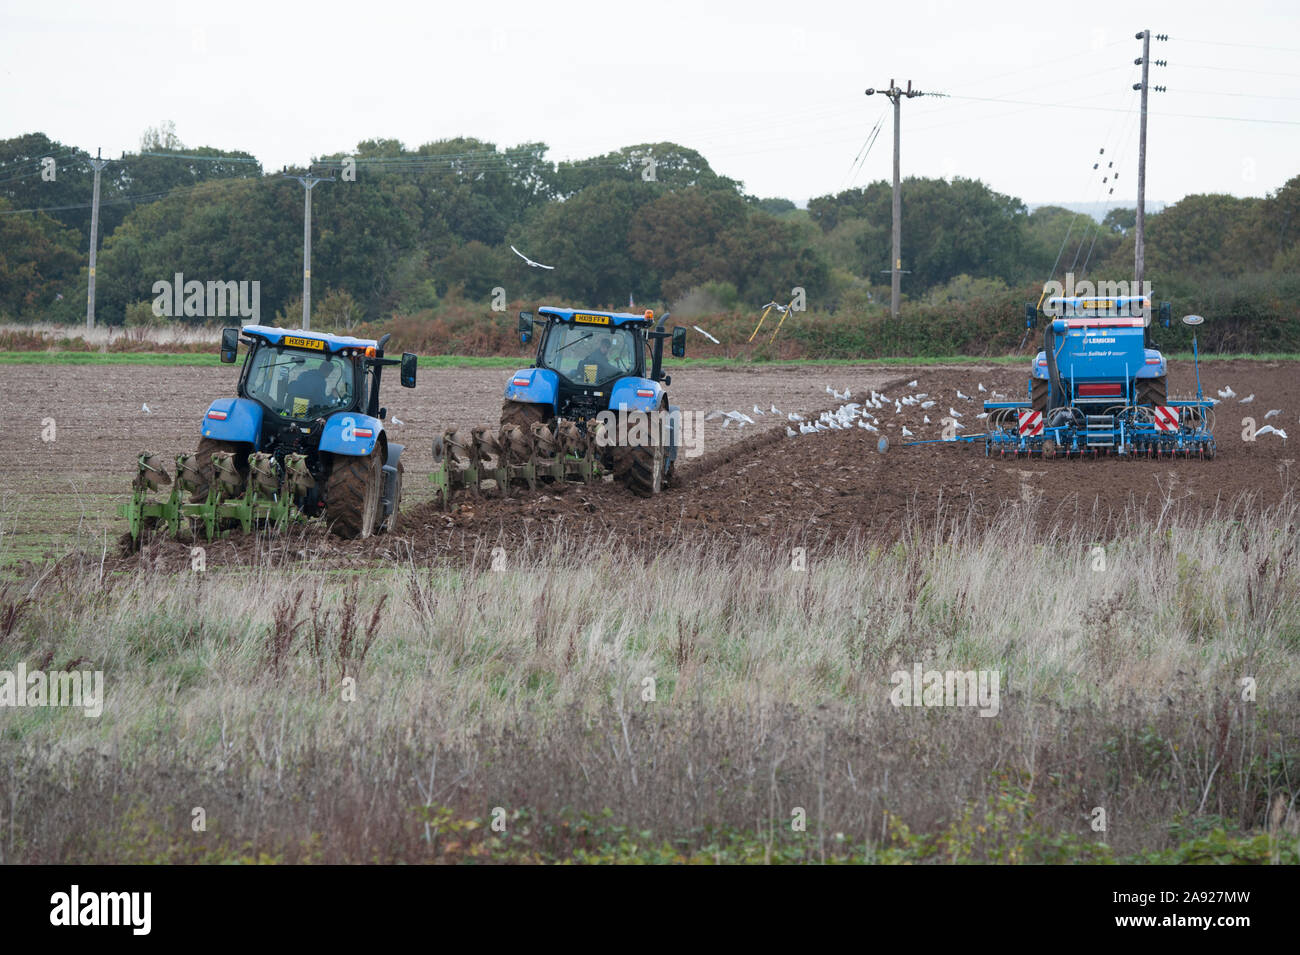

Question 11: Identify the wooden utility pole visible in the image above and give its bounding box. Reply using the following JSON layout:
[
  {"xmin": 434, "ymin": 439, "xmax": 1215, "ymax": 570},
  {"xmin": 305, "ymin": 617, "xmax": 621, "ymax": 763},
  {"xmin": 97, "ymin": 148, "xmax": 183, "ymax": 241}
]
[
  {"xmin": 1134, "ymin": 31, "xmax": 1150, "ymax": 297},
  {"xmin": 85, "ymin": 148, "xmax": 110, "ymax": 331},
  {"xmin": 1133, "ymin": 30, "xmax": 1166, "ymax": 301},
  {"xmin": 283, "ymin": 167, "xmax": 335, "ymax": 330},
  {"xmin": 866, "ymin": 80, "xmax": 923, "ymax": 319}
]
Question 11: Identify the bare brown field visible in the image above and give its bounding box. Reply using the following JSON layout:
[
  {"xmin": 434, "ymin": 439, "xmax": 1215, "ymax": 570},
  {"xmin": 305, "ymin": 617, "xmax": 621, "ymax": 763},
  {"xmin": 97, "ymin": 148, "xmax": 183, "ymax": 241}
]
[{"xmin": 0, "ymin": 359, "xmax": 1296, "ymax": 568}]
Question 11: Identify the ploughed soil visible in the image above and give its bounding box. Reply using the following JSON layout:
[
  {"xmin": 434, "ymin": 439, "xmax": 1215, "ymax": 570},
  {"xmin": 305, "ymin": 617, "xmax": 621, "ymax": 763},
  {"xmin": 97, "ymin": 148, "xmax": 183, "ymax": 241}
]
[{"xmin": 61, "ymin": 358, "xmax": 1297, "ymax": 573}]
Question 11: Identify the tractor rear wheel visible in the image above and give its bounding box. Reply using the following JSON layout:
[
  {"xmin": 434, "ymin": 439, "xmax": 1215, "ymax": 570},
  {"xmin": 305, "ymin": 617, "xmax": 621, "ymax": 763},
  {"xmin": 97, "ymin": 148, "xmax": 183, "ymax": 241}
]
[
  {"xmin": 379, "ymin": 458, "xmax": 403, "ymax": 535},
  {"xmin": 613, "ymin": 410, "xmax": 666, "ymax": 497},
  {"xmin": 1137, "ymin": 375, "xmax": 1167, "ymax": 407},
  {"xmin": 324, "ymin": 450, "xmax": 383, "ymax": 539},
  {"xmin": 188, "ymin": 436, "xmax": 247, "ymax": 502},
  {"xmin": 1031, "ymin": 378, "xmax": 1049, "ymax": 415},
  {"xmin": 1029, "ymin": 376, "xmax": 1050, "ymax": 415},
  {"xmin": 501, "ymin": 400, "xmax": 549, "ymax": 430}
]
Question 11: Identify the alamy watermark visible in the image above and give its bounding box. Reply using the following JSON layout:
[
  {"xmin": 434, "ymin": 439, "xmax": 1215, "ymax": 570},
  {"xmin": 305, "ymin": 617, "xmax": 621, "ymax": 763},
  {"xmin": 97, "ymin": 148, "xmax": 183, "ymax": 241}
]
[
  {"xmin": 591, "ymin": 405, "xmax": 706, "ymax": 458},
  {"xmin": 0, "ymin": 664, "xmax": 103, "ymax": 717},
  {"xmin": 1040, "ymin": 273, "xmax": 1153, "ymax": 318},
  {"xmin": 152, "ymin": 272, "xmax": 260, "ymax": 322},
  {"xmin": 889, "ymin": 663, "xmax": 1000, "ymax": 717}
]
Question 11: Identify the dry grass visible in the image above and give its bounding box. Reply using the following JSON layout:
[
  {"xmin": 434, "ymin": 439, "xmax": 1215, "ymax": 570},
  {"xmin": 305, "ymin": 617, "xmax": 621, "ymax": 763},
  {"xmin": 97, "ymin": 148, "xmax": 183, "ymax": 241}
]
[{"xmin": 1, "ymin": 496, "xmax": 1298, "ymax": 862}]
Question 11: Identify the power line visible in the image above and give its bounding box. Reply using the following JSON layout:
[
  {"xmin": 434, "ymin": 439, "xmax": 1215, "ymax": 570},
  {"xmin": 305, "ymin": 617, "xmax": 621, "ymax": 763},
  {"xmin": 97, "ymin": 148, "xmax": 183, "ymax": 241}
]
[
  {"xmin": 1170, "ymin": 36, "xmax": 1300, "ymax": 55},
  {"xmin": 1176, "ymin": 63, "xmax": 1300, "ymax": 80},
  {"xmin": 929, "ymin": 92, "xmax": 1300, "ymax": 125}
]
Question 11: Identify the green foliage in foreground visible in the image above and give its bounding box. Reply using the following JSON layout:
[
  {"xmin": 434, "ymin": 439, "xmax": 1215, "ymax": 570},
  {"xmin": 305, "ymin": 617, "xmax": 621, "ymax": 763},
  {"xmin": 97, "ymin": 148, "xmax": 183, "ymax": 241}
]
[{"xmin": 88, "ymin": 794, "xmax": 1299, "ymax": 865}]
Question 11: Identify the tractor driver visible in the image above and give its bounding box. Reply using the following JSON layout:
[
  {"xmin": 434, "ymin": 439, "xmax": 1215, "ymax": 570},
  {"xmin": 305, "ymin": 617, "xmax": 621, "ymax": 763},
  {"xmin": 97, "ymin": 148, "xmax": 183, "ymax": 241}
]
[
  {"xmin": 291, "ymin": 363, "xmax": 335, "ymax": 416},
  {"xmin": 581, "ymin": 333, "xmax": 619, "ymax": 383}
]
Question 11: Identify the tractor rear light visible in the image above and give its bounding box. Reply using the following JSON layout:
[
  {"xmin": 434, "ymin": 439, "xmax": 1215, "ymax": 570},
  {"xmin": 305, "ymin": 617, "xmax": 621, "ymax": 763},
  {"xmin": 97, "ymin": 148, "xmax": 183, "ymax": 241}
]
[
  {"xmin": 207, "ymin": 410, "xmax": 228, "ymax": 420},
  {"xmin": 364, "ymin": 346, "xmax": 377, "ymax": 357},
  {"xmin": 1145, "ymin": 358, "xmax": 1161, "ymax": 364},
  {"xmin": 355, "ymin": 428, "xmax": 373, "ymax": 438},
  {"xmin": 636, "ymin": 389, "xmax": 654, "ymax": 398},
  {"xmin": 512, "ymin": 378, "xmax": 530, "ymax": 386}
]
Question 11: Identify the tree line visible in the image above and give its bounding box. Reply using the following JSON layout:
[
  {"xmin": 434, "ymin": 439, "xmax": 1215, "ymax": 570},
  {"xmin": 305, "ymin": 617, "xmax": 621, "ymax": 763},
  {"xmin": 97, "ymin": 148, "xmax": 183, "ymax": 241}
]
[{"xmin": 1, "ymin": 128, "xmax": 1296, "ymax": 326}]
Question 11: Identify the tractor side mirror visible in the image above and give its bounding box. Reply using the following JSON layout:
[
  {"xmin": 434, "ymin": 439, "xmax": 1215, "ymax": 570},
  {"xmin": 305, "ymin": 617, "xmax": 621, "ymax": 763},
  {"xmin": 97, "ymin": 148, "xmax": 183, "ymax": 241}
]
[
  {"xmin": 220, "ymin": 327, "xmax": 240, "ymax": 363},
  {"xmin": 518, "ymin": 311, "xmax": 533, "ymax": 344},
  {"xmin": 671, "ymin": 326, "xmax": 687, "ymax": 358},
  {"xmin": 1159, "ymin": 302, "xmax": 1172, "ymax": 328},
  {"xmin": 1024, "ymin": 303, "xmax": 1037, "ymax": 328},
  {"xmin": 400, "ymin": 353, "xmax": 417, "ymax": 388}
]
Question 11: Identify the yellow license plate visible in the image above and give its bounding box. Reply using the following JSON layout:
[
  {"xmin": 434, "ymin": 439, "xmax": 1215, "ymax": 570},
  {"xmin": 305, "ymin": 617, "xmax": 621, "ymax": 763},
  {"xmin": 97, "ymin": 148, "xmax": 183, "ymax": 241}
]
[
  {"xmin": 284, "ymin": 336, "xmax": 325, "ymax": 350},
  {"xmin": 573, "ymin": 313, "xmax": 610, "ymax": 325}
]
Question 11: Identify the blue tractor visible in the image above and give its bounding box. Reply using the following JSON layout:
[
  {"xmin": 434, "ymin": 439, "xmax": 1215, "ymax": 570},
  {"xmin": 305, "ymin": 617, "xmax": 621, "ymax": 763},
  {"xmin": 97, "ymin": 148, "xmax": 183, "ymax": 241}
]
[
  {"xmin": 983, "ymin": 296, "xmax": 1216, "ymax": 458},
  {"xmin": 431, "ymin": 306, "xmax": 685, "ymax": 503},
  {"xmin": 122, "ymin": 324, "xmax": 418, "ymax": 542}
]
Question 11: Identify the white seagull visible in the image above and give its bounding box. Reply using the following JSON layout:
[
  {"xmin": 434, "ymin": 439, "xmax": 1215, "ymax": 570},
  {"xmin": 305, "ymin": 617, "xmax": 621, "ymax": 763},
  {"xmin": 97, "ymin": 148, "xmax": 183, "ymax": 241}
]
[
  {"xmin": 693, "ymin": 325, "xmax": 720, "ymax": 344},
  {"xmin": 1265, "ymin": 409, "xmax": 1281, "ymax": 419},
  {"xmin": 141, "ymin": 403, "xmax": 151, "ymax": 414},
  {"xmin": 1239, "ymin": 394, "xmax": 1255, "ymax": 404},
  {"xmin": 510, "ymin": 245, "xmax": 555, "ymax": 270}
]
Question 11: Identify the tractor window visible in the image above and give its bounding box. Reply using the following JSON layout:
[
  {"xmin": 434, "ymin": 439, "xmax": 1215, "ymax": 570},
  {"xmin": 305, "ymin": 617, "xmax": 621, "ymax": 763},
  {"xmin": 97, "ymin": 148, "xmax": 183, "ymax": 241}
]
[
  {"xmin": 245, "ymin": 347, "xmax": 356, "ymax": 419},
  {"xmin": 541, "ymin": 324, "xmax": 638, "ymax": 386}
]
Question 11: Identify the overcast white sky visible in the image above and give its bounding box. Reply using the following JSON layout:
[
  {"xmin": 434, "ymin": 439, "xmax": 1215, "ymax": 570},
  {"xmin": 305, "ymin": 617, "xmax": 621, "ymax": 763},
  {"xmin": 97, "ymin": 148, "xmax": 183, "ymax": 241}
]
[{"xmin": 3, "ymin": 0, "xmax": 1297, "ymax": 209}]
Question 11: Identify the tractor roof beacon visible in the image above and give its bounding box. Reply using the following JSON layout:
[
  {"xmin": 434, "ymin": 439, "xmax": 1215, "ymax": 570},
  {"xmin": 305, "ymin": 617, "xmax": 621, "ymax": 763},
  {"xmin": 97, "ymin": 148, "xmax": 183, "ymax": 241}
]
[
  {"xmin": 430, "ymin": 306, "xmax": 688, "ymax": 505},
  {"xmin": 120, "ymin": 325, "xmax": 419, "ymax": 545}
]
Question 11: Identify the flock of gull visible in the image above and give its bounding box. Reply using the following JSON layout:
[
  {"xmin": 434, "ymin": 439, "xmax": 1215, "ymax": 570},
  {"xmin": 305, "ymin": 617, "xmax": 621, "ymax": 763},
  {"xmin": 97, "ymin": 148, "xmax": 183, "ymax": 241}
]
[{"xmin": 703, "ymin": 379, "xmax": 1290, "ymax": 443}]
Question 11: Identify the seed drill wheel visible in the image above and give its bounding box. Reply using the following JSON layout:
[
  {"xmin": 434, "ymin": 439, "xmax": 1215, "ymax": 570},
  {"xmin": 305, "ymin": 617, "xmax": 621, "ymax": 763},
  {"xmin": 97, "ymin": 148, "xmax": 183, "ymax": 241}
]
[{"xmin": 324, "ymin": 449, "xmax": 383, "ymax": 539}]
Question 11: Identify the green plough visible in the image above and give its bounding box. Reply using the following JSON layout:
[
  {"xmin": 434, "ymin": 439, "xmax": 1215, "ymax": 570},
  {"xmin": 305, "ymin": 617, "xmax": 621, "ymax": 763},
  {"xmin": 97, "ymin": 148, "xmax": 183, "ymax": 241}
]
[
  {"xmin": 119, "ymin": 450, "xmax": 309, "ymax": 545},
  {"xmin": 429, "ymin": 421, "xmax": 602, "ymax": 509}
]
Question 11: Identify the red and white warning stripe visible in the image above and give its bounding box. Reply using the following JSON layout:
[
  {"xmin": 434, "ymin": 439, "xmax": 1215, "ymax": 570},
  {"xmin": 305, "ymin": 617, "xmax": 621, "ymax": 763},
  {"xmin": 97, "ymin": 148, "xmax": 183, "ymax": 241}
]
[
  {"xmin": 1018, "ymin": 410, "xmax": 1043, "ymax": 437},
  {"xmin": 1153, "ymin": 405, "xmax": 1179, "ymax": 432}
]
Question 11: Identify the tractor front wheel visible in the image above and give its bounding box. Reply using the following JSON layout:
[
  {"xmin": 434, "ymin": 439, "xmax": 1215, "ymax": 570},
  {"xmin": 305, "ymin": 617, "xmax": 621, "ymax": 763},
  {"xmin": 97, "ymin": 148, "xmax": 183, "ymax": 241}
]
[{"xmin": 324, "ymin": 450, "xmax": 383, "ymax": 539}]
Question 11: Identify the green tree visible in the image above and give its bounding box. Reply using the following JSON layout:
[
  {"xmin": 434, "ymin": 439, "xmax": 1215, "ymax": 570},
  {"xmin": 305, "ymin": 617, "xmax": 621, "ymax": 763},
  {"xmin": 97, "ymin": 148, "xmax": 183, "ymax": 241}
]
[
  {"xmin": 0, "ymin": 198, "xmax": 81, "ymax": 318},
  {"xmin": 513, "ymin": 179, "xmax": 657, "ymax": 305},
  {"xmin": 628, "ymin": 188, "xmax": 748, "ymax": 299}
]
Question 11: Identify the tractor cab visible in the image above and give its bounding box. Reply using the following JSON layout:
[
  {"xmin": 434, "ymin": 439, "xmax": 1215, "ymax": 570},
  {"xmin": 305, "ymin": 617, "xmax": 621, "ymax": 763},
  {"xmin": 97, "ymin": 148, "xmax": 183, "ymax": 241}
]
[
  {"xmin": 1031, "ymin": 296, "xmax": 1169, "ymax": 409},
  {"xmin": 494, "ymin": 306, "xmax": 688, "ymax": 496},
  {"xmin": 513, "ymin": 307, "xmax": 685, "ymax": 421}
]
